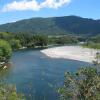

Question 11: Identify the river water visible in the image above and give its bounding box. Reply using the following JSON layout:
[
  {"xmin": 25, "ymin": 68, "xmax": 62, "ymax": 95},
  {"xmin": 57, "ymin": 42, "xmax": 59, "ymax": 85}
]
[{"xmin": 0, "ymin": 49, "xmax": 91, "ymax": 100}]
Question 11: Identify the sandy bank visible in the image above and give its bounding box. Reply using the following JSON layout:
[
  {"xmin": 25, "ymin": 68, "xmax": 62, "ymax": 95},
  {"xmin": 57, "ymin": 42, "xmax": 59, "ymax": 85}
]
[{"xmin": 41, "ymin": 46, "xmax": 100, "ymax": 63}]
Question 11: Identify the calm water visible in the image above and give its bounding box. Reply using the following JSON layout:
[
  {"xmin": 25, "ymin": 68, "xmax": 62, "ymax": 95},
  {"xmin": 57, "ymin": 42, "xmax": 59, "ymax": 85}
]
[{"xmin": 0, "ymin": 49, "xmax": 91, "ymax": 100}]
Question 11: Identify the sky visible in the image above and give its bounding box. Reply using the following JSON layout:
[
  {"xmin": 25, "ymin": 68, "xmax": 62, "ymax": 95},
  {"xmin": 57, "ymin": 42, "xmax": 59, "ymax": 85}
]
[{"xmin": 0, "ymin": 0, "xmax": 100, "ymax": 24}]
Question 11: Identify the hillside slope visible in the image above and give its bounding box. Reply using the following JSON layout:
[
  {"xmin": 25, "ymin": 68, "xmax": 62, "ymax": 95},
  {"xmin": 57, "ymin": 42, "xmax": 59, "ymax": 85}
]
[{"xmin": 0, "ymin": 16, "xmax": 100, "ymax": 35}]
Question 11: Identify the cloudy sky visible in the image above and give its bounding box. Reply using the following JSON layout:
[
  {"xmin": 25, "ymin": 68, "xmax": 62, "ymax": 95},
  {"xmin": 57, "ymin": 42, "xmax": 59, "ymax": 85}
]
[{"xmin": 0, "ymin": 0, "xmax": 99, "ymax": 24}]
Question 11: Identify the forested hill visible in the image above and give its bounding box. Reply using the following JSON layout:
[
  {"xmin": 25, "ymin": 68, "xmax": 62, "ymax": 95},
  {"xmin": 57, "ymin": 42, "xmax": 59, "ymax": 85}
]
[{"xmin": 0, "ymin": 16, "xmax": 100, "ymax": 35}]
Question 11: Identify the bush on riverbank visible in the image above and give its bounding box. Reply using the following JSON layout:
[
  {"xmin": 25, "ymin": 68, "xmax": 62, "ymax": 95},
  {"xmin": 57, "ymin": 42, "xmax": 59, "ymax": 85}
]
[
  {"xmin": 82, "ymin": 42, "xmax": 100, "ymax": 49},
  {"xmin": 59, "ymin": 66, "xmax": 100, "ymax": 100},
  {"xmin": 0, "ymin": 83, "xmax": 25, "ymax": 100},
  {"xmin": 82, "ymin": 35, "xmax": 100, "ymax": 49},
  {"xmin": 59, "ymin": 52, "xmax": 100, "ymax": 100},
  {"xmin": 0, "ymin": 40, "xmax": 12, "ymax": 63}
]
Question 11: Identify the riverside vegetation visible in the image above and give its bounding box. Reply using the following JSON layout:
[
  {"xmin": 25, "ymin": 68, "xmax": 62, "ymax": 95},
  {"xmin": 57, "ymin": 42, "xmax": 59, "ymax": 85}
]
[
  {"xmin": 0, "ymin": 32, "xmax": 79, "ymax": 100},
  {"xmin": 0, "ymin": 31, "xmax": 100, "ymax": 100},
  {"xmin": 59, "ymin": 53, "xmax": 100, "ymax": 100},
  {"xmin": 82, "ymin": 35, "xmax": 100, "ymax": 49}
]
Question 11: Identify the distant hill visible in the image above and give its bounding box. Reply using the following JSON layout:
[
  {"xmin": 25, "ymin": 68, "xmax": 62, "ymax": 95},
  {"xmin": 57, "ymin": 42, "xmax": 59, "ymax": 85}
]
[{"xmin": 0, "ymin": 16, "xmax": 100, "ymax": 36}]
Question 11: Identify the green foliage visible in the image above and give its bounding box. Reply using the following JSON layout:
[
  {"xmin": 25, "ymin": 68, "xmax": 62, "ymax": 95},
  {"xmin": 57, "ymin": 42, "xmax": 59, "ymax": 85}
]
[
  {"xmin": 88, "ymin": 35, "xmax": 100, "ymax": 43},
  {"xmin": 0, "ymin": 32, "xmax": 12, "ymax": 41},
  {"xmin": 83, "ymin": 41, "xmax": 100, "ymax": 49},
  {"xmin": 14, "ymin": 33, "xmax": 34, "ymax": 47},
  {"xmin": 82, "ymin": 35, "xmax": 100, "ymax": 49},
  {"xmin": 0, "ymin": 32, "xmax": 22, "ymax": 50},
  {"xmin": 14, "ymin": 33, "xmax": 48, "ymax": 47},
  {"xmin": 59, "ymin": 67, "xmax": 100, "ymax": 100},
  {"xmin": 0, "ymin": 16, "xmax": 100, "ymax": 35},
  {"xmin": 0, "ymin": 32, "xmax": 48, "ymax": 50},
  {"xmin": 0, "ymin": 83, "xmax": 25, "ymax": 100},
  {"xmin": 48, "ymin": 35, "xmax": 78, "ymax": 45},
  {"xmin": 56, "ymin": 36, "xmax": 78, "ymax": 44},
  {"xmin": 0, "ymin": 32, "xmax": 78, "ymax": 49},
  {"xmin": 9, "ymin": 39, "xmax": 22, "ymax": 50},
  {"xmin": 0, "ymin": 40, "xmax": 12, "ymax": 62},
  {"xmin": 33, "ymin": 35, "xmax": 48, "ymax": 46}
]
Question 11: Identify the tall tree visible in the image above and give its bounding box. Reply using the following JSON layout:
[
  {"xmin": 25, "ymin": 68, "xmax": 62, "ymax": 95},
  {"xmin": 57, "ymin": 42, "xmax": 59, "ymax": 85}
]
[{"xmin": 0, "ymin": 40, "xmax": 12, "ymax": 62}]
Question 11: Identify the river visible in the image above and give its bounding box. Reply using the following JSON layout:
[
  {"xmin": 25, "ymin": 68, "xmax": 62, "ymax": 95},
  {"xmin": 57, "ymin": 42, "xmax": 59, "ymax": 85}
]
[{"xmin": 0, "ymin": 49, "xmax": 91, "ymax": 100}]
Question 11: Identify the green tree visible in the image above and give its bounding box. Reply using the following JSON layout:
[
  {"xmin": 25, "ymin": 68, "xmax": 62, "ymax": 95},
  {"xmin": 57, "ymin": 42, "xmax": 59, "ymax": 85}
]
[
  {"xmin": 0, "ymin": 40, "xmax": 12, "ymax": 62},
  {"xmin": 0, "ymin": 32, "xmax": 12, "ymax": 41},
  {"xmin": 83, "ymin": 41, "xmax": 100, "ymax": 49},
  {"xmin": 34, "ymin": 35, "xmax": 48, "ymax": 47},
  {"xmin": 9, "ymin": 39, "xmax": 22, "ymax": 50},
  {"xmin": 58, "ymin": 67, "xmax": 100, "ymax": 100}
]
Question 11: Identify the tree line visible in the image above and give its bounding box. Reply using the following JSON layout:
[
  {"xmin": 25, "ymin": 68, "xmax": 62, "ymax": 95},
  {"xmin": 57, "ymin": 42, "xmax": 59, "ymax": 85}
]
[
  {"xmin": 0, "ymin": 32, "xmax": 79, "ymax": 64},
  {"xmin": 82, "ymin": 35, "xmax": 100, "ymax": 49}
]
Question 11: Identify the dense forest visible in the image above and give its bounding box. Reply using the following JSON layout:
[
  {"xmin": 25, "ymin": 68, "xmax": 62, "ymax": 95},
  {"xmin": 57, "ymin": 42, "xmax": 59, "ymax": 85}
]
[
  {"xmin": 0, "ymin": 16, "xmax": 100, "ymax": 36},
  {"xmin": 0, "ymin": 32, "xmax": 79, "ymax": 50}
]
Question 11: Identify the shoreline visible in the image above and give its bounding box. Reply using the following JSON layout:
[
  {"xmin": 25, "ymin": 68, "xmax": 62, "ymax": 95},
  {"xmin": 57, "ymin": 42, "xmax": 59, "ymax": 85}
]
[
  {"xmin": 0, "ymin": 62, "xmax": 11, "ymax": 69},
  {"xmin": 41, "ymin": 46, "xmax": 100, "ymax": 63}
]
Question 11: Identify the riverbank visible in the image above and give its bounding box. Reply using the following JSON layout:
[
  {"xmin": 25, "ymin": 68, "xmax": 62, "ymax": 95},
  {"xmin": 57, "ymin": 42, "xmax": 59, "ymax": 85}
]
[
  {"xmin": 41, "ymin": 46, "xmax": 100, "ymax": 63},
  {"xmin": 0, "ymin": 61, "xmax": 11, "ymax": 69}
]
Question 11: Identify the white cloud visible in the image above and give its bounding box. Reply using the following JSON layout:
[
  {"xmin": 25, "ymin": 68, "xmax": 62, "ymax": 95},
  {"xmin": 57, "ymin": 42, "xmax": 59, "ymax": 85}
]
[
  {"xmin": 2, "ymin": 0, "xmax": 40, "ymax": 12},
  {"xmin": 40, "ymin": 0, "xmax": 71, "ymax": 9},
  {"xmin": 2, "ymin": 0, "xmax": 71, "ymax": 12}
]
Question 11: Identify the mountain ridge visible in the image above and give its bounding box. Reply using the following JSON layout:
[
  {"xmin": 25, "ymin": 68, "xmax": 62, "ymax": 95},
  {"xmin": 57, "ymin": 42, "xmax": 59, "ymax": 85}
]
[{"xmin": 0, "ymin": 15, "xmax": 100, "ymax": 36}]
